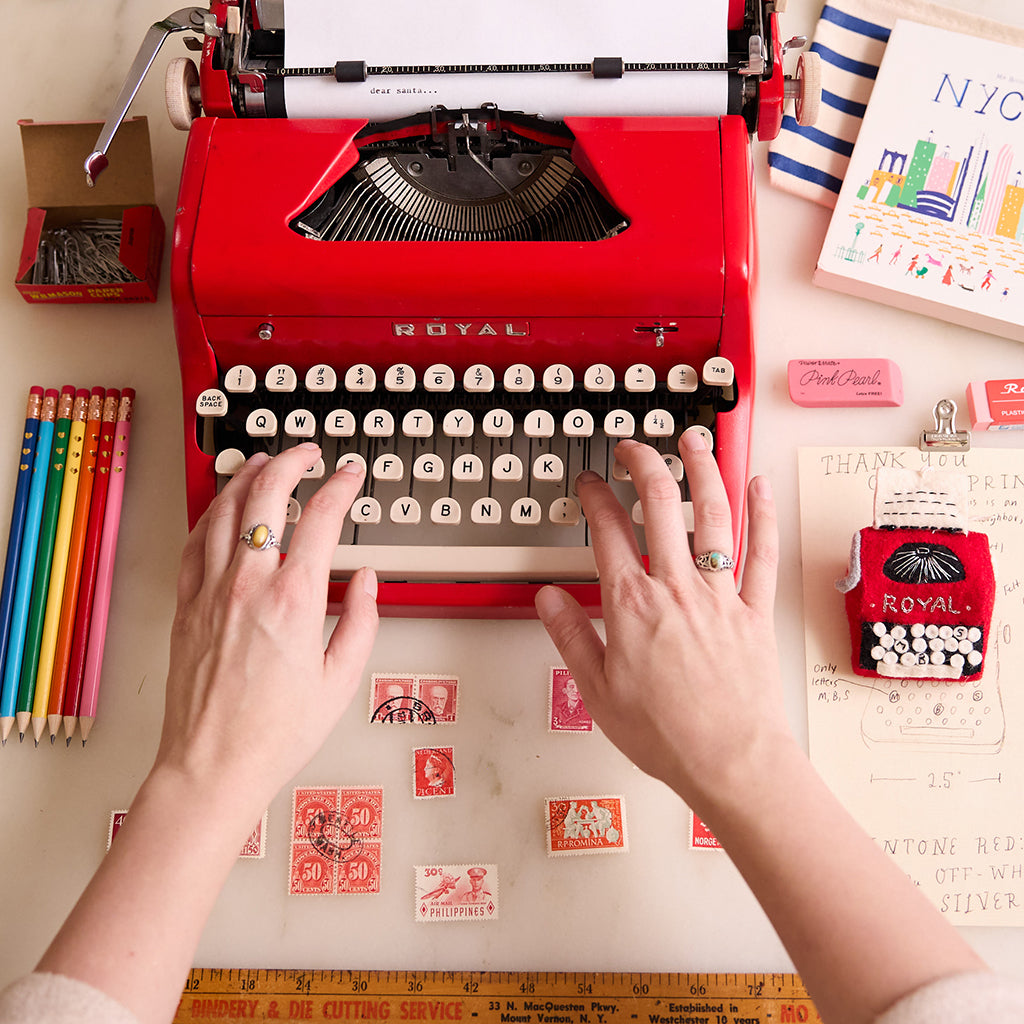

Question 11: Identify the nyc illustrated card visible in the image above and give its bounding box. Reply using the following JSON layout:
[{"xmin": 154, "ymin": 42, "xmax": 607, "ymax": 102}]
[{"xmin": 414, "ymin": 864, "xmax": 498, "ymax": 922}]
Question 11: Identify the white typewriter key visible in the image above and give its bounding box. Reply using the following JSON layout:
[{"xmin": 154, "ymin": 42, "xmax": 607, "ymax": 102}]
[
  {"xmin": 390, "ymin": 497, "xmax": 422, "ymax": 525},
  {"xmin": 492, "ymin": 454, "xmax": 524, "ymax": 482},
  {"xmin": 401, "ymin": 409, "xmax": 434, "ymax": 437},
  {"xmin": 384, "ymin": 364, "xmax": 416, "ymax": 392},
  {"xmin": 464, "ymin": 364, "xmax": 495, "ymax": 392},
  {"xmin": 442, "ymin": 409, "xmax": 474, "ymax": 438},
  {"xmin": 214, "ymin": 448, "xmax": 246, "ymax": 475},
  {"xmin": 682, "ymin": 501, "xmax": 695, "ymax": 531},
  {"xmin": 324, "ymin": 409, "xmax": 356, "ymax": 437},
  {"xmin": 584, "ymin": 363, "xmax": 615, "ymax": 392},
  {"xmin": 510, "ymin": 497, "xmax": 542, "ymax": 525},
  {"xmin": 503, "ymin": 364, "xmax": 535, "ymax": 392},
  {"xmin": 430, "ymin": 497, "xmax": 462, "ymax": 525},
  {"xmin": 302, "ymin": 458, "xmax": 326, "ymax": 479},
  {"xmin": 470, "ymin": 498, "xmax": 502, "ymax": 525},
  {"xmin": 663, "ymin": 454, "xmax": 684, "ymax": 481},
  {"xmin": 604, "ymin": 410, "xmax": 635, "ymax": 438},
  {"xmin": 532, "ymin": 453, "xmax": 564, "ymax": 482},
  {"xmin": 246, "ymin": 409, "xmax": 278, "ymax": 437},
  {"xmin": 612, "ymin": 460, "xmax": 631, "ymax": 482},
  {"xmin": 223, "ymin": 366, "xmax": 256, "ymax": 393},
  {"xmin": 482, "ymin": 409, "xmax": 515, "ymax": 438},
  {"xmin": 703, "ymin": 356, "xmax": 735, "ymax": 388},
  {"xmin": 563, "ymin": 409, "xmax": 595, "ymax": 437},
  {"xmin": 372, "ymin": 454, "xmax": 405, "ymax": 482},
  {"xmin": 643, "ymin": 409, "xmax": 675, "ymax": 437},
  {"xmin": 413, "ymin": 453, "xmax": 445, "ymax": 482},
  {"xmin": 351, "ymin": 497, "xmax": 382, "ymax": 525},
  {"xmin": 265, "ymin": 364, "xmax": 298, "ymax": 392},
  {"xmin": 284, "ymin": 409, "xmax": 317, "ymax": 438},
  {"xmin": 424, "ymin": 364, "xmax": 456, "ymax": 392},
  {"xmin": 363, "ymin": 409, "xmax": 395, "ymax": 437},
  {"xmin": 542, "ymin": 365, "xmax": 574, "ymax": 392},
  {"xmin": 196, "ymin": 388, "xmax": 228, "ymax": 417},
  {"xmin": 549, "ymin": 497, "xmax": 580, "ymax": 526},
  {"xmin": 667, "ymin": 364, "xmax": 699, "ymax": 393},
  {"xmin": 305, "ymin": 365, "xmax": 337, "ymax": 392},
  {"xmin": 523, "ymin": 410, "xmax": 555, "ymax": 438},
  {"xmin": 336, "ymin": 453, "xmax": 367, "ymax": 473},
  {"xmin": 683, "ymin": 424, "xmax": 714, "ymax": 451},
  {"xmin": 286, "ymin": 497, "xmax": 301, "ymax": 524},
  {"xmin": 631, "ymin": 500, "xmax": 645, "ymax": 525},
  {"xmin": 344, "ymin": 365, "xmax": 376, "ymax": 392},
  {"xmin": 624, "ymin": 363, "xmax": 656, "ymax": 392},
  {"xmin": 452, "ymin": 454, "xmax": 485, "ymax": 483}
]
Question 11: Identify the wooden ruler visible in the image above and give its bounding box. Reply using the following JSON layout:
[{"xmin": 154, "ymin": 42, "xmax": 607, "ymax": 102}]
[{"xmin": 175, "ymin": 971, "xmax": 819, "ymax": 1024}]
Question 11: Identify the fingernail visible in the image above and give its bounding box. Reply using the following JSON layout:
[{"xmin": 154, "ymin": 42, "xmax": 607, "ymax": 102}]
[
  {"xmin": 681, "ymin": 430, "xmax": 707, "ymax": 452},
  {"xmin": 535, "ymin": 584, "xmax": 569, "ymax": 620},
  {"xmin": 248, "ymin": 452, "xmax": 270, "ymax": 467},
  {"xmin": 572, "ymin": 470, "xmax": 602, "ymax": 496},
  {"xmin": 338, "ymin": 460, "xmax": 364, "ymax": 475},
  {"xmin": 753, "ymin": 475, "xmax": 772, "ymax": 500},
  {"xmin": 361, "ymin": 566, "xmax": 378, "ymax": 599},
  {"xmin": 298, "ymin": 441, "xmax": 320, "ymax": 452}
]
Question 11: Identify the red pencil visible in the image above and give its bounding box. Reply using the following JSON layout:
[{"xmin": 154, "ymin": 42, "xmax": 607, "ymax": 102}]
[
  {"xmin": 62, "ymin": 391, "xmax": 120, "ymax": 742},
  {"xmin": 46, "ymin": 387, "xmax": 104, "ymax": 742}
]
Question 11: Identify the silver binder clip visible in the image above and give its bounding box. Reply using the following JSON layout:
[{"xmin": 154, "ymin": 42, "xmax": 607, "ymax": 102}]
[{"xmin": 919, "ymin": 398, "xmax": 970, "ymax": 453}]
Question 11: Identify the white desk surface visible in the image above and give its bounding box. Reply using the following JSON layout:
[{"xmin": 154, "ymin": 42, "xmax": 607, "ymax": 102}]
[{"xmin": 2, "ymin": 0, "xmax": 1023, "ymax": 993}]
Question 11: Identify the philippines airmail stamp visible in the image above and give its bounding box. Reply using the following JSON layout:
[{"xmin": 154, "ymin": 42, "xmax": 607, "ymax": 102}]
[
  {"xmin": 545, "ymin": 796, "xmax": 628, "ymax": 856},
  {"xmin": 415, "ymin": 864, "xmax": 498, "ymax": 922}
]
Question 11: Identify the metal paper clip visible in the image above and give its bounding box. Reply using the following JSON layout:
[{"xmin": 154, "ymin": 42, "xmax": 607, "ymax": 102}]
[{"xmin": 919, "ymin": 398, "xmax": 970, "ymax": 452}]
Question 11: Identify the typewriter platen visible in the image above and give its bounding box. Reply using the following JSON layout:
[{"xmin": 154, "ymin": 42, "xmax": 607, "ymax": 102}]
[{"xmin": 89, "ymin": 0, "xmax": 820, "ymax": 615}]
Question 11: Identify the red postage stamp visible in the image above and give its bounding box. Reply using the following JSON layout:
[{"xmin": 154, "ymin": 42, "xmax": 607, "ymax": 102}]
[
  {"xmin": 289, "ymin": 846, "xmax": 336, "ymax": 896},
  {"xmin": 338, "ymin": 786, "xmax": 384, "ymax": 840},
  {"xmin": 413, "ymin": 747, "xmax": 455, "ymax": 798},
  {"xmin": 689, "ymin": 811, "xmax": 723, "ymax": 851},
  {"xmin": 415, "ymin": 864, "xmax": 498, "ymax": 922},
  {"xmin": 337, "ymin": 843, "xmax": 382, "ymax": 894},
  {"xmin": 548, "ymin": 667, "xmax": 593, "ymax": 733},
  {"xmin": 416, "ymin": 675, "xmax": 458, "ymax": 723},
  {"xmin": 369, "ymin": 672, "xmax": 459, "ymax": 724},
  {"xmin": 545, "ymin": 796, "xmax": 628, "ymax": 856}
]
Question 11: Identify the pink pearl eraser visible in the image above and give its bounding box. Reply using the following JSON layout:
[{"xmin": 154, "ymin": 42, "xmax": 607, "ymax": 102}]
[{"xmin": 787, "ymin": 358, "xmax": 903, "ymax": 408}]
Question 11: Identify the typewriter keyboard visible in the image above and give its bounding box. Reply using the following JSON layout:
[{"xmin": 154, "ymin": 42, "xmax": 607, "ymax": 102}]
[{"xmin": 196, "ymin": 359, "xmax": 737, "ymax": 582}]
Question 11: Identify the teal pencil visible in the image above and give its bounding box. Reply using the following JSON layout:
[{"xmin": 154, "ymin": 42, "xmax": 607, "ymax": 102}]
[{"xmin": 15, "ymin": 386, "xmax": 75, "ymax": 741}]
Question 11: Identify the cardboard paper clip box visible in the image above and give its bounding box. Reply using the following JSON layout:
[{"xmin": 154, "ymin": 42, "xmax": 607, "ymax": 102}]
[{"xmin": 16, "ymin": 117, "xmax": 164, "ymax": 303}]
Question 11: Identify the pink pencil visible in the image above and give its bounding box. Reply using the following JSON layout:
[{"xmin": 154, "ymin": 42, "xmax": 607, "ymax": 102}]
[{"xmin": 78, "ymin": 390, "xmax": 134, "ymax": 745}]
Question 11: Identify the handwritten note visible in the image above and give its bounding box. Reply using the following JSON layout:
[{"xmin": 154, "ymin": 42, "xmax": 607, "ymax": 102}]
[{"xmin": 798, "ymin": 447, "xmax": 1024, "ymax": 925}]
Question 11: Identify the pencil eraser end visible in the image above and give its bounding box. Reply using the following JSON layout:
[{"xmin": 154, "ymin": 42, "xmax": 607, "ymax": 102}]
[
  {"xmin": 787, "ymin": 358, "xmax": 903, "ymax": 408},
  {"xmin": 76, "ymin": 388, "xmax": 90, "ymax": 399},
  {"xmin": 29, "ymin": 385, "xmax": 44, "ymax": 396},
  {"xmin": 90, "ymin": 386, "xmax": 105, "ymax": 397},
  {"xmin": 60, "ymin": 385, "xmax": 76, "ymax": 395},
  {"xmin": 44, "ymin": 387, "xmax": 59, "ymax": 398},
  {"xmin": 968, "ymin": 378, "xmax": 1024, "ymax": 431},
  {"xmin": 122, "ymin": 387, "xmax": 136, "ymax": 401}
]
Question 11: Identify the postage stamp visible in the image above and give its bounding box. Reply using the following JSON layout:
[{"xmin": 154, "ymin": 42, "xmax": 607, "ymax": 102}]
[
  {"xmin": 414, "ymin": 864, "xmax": 498, "ymax": 922},
  {"xmin": 689, "ymin": 810, "xmax": 723, "ymax": 851},
  {"xmin": 416, "ymin": 675, "xmax": 458, "ymax": 723},
  {"xmin": 413, "ymin": 746, "xmax": 455, "ymax": 798},
  {"xmin": 545, "ymin": 796, "xmax": 628, "ymax": 856},
  {"xmin": 289, "ymin": 786, "xmax": 383, "ymax": 895},
  {"xmin": 369, "ymin": 672, "xmax": 458, "ymax": 724},
  {"xmin": 548, "ymin": 667, "xmax": 593, "ymax": 733}
]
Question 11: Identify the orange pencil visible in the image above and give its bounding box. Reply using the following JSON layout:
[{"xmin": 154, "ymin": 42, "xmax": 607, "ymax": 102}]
[
  {"xmin": 62, "ymin": 391, "xmax": 119, "ymax": 743},
  {"xmin": 46, "ymin": 387, "xmax": 104, "ymax": 742}
]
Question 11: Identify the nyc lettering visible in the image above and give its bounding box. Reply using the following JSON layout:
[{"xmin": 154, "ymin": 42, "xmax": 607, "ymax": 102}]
[
  {"xmin": 933, "ymin": 74, "xmax": 1023, "ymax": 121},
  {"xmin": 882, "ymin": 594, "xmax": 963, "ymax": 615}
]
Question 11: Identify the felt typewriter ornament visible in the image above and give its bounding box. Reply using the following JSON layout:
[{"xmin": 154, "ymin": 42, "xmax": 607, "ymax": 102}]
[{"xmin": 835, "ymin": 468, "xmax": 995, "ymax": 682}]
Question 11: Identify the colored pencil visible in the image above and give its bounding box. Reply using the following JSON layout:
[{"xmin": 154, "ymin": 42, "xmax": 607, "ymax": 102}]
[
  {"xmin": 31, "ymin": 390, "xmax": 89, "ymax": 744},
  {"xmin": 0, "ymin": 390, "xmax": 58, "ymax": 743},
  {"xmin": 15, "ymin": 387, "xmax": 75, "ymax": 740},
  {"xmin": 46, "ymin": 387, "xmax": 104, "ymax": 741},
  {"xmin": 62, "ymin": 391, "xmax": 120, "ymax": 743},
  {"xmin": 0, "ymin": 387, "xmax": 44, "ymax": 744},
  {"xmin": 79, "ymin": 390, "xmax": 134, "ymax": 745}
]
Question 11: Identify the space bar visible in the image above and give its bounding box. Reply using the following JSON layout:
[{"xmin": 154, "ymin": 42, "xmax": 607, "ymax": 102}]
[{"xmin": 329, "ymin": 545, "xmax": 598, "ymax": 582}]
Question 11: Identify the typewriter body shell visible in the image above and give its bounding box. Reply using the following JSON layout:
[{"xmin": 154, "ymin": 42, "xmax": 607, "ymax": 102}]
[{"xmin": 169, "ymin": 0, "xmax": 787, "ymax": 616}]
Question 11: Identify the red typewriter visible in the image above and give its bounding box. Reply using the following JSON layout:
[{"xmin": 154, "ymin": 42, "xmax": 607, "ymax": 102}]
[{"xmin": 87, "ymin": 0, "xmax": 820, "ymax": 615}]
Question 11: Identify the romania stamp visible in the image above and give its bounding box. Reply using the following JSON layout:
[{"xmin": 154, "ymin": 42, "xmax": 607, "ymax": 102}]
[
  {"xmin": 548, "ymin": 667, "xmax": 593, "ymax": 733},
  {"xmin": 545, "ymin": 796, "xmax": 627, "ymax": 856},
  {"xmin": 413, "ymin": 746, "xmax": 455, "ymax": 798},
  {"xmin": 415, "ymin": 864, "xmax": 498, "ymax": 922}
]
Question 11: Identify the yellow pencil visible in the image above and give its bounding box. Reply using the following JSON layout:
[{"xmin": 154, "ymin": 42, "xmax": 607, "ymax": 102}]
[{"xmin": 30, "ymin": 390, "xmax": 88, "ymax": 745}]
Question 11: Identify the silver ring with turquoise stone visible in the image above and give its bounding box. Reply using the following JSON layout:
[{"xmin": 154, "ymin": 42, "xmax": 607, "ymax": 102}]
[
  {"xmin": 693, "ymin": 550, "xmax": 734, "ymax": 572},
  {"xmin": 240, "ymin": 522, "xmax": 280, "ymax": 551}
]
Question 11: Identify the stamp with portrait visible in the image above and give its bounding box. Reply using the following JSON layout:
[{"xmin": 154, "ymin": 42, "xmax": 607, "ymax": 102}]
[
  {"xmin": 414, "ymin": 864, "xmax": 498, "ymax": 922},
  {"xmin": 413, "ymin": 746, "xmax": 455, "ymax": 798},
  {"xmin": 545, "ymin": 796, "xmax": 627, "ymax": 856},
  {"xmin": 369, "ymin": 672, "xmax": 459, "ymax": 724},
  {"xmin": 415, "ymin": 675, "xmax": 458, "ymax": 723},
  {"xmin": 548, "ymin": 667, "xmax": 593, "ymax": 733}
]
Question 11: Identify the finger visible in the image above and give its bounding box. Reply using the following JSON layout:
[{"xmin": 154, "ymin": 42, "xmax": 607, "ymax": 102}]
[
  {"xmin": 679, "ymin": 429, "xmax": 736, "ymax": 583},
  {"xmin": 614, "ymin": 439, "xmax": 691, "ymax": 582},
  {"xmin": 281, "ymin": 461, "xmax": 366, "ymax": 578},
  {"xmin": 534, "ymin": 586, "xmax": 607, "ymax": 695},
  {"xmin": 324, "ymin": 566, "xmax": 380, "ymax": 709},
  {"xmin": 232, "ymin": 443, "xmax": 323, "ymax": 569},
  {"xmin": 738, "ymin": 475, "xmax": 779, "ymax": 614},
  {"xmin": 574, "ymin": 470, "xmax": 645, "ymax": 583}
]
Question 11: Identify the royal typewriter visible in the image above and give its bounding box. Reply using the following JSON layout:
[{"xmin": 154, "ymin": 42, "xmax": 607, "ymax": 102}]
[{"xmin": 88, "ymin": 0, "xmax": 820, "ymax": 614}]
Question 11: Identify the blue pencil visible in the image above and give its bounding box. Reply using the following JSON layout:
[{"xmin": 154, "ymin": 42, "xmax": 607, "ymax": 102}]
[
  {"xmin": 1, "ymin": 390, "xmax": 58, "ymax": 743},
  {"xmin": 0, "ymin": 387, "xmax": 45, "ymax": 743}
]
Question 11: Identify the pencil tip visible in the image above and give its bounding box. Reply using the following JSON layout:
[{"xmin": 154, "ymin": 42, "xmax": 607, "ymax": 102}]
[
  {"xmin": 50, "ymin": 736, "xmax": 55, "ymax": 746},
  {"xmin": 19, "ymin": 733, "xmax": 25, "ymax": 743},
  {"xmin": 65, "ymin": 737, "xmax": 72, "ymax": 748}
]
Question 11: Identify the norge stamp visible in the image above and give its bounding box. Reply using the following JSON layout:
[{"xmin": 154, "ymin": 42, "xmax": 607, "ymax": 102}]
[
  {"xmin": 413, "ymin": 746, "xmax": 455, "ymax": 798},
  {"xmin": 545, "ymin": 796, "xmax": 628, "ymax": 856},
  {"xmin": 548, "ymin": 667, "xmax": 593, "ymax": 733},
  {"xmin": 414, "ymin": 864, "xmax": 498, "ymax": 922}
]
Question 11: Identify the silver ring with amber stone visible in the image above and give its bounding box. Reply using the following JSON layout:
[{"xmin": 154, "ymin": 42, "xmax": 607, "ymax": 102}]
[{"xmin": 240, "ymin": 522, "xmax": 280, "ymax": 551}]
